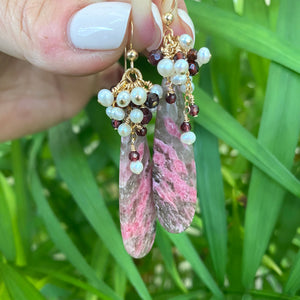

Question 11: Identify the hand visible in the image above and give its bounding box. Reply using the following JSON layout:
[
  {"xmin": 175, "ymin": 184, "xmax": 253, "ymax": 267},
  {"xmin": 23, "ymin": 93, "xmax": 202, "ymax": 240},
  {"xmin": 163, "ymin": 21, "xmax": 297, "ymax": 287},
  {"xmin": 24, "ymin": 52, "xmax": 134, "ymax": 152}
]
[{"xmin": 0, "ymin": 0, "xmax": 194, "ymax": 142}]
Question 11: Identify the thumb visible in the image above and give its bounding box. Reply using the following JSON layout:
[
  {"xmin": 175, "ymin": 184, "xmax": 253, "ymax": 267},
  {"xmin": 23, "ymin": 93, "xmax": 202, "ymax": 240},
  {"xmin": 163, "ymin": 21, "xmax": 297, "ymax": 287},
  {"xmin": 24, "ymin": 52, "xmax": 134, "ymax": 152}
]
[{"xmin": 0, "ymin": 0, "xmax": 161, "ymax": 75}]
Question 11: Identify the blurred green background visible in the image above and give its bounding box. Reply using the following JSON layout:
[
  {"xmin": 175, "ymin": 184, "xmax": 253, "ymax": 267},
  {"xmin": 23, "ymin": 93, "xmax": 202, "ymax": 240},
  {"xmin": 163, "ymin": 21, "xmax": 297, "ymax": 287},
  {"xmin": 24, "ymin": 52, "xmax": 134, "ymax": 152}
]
[{"xmin": 1, "ymin": 0, "xmax": 300, "ymax": 299}]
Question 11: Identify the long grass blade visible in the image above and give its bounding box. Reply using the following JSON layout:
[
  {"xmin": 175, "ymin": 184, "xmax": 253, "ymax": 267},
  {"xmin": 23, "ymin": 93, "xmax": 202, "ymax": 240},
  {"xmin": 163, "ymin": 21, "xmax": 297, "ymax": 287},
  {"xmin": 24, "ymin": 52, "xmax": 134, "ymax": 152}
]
[
  {"xmin": 28, "ymin": 134, "xmax": 120, "ymax": 300},
  {"xmin": 193, "ymin": 88, "xmax": 300, "ymax": 198},
  {"xmin": 186, "ymin": 1, "xmax": 300, "ymax": 74},
  {"xmin": 49, "ymin": 122, "xmax": 151, "ymax": 300},
  {"xmin": 242, "ymin": 0, "xmax": 300, "ymax": 288}
]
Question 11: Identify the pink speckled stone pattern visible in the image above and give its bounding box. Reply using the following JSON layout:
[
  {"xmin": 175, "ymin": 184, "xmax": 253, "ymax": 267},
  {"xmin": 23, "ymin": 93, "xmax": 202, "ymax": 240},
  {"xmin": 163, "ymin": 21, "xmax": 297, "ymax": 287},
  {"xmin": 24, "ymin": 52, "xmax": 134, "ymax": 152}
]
[
  {"xmin": 153, "ymin": 83, "xmax": 197, "ymax": 233},
  {"xmin": 119, "ymin": 136, "xmax": 156, "ymax": 258}
]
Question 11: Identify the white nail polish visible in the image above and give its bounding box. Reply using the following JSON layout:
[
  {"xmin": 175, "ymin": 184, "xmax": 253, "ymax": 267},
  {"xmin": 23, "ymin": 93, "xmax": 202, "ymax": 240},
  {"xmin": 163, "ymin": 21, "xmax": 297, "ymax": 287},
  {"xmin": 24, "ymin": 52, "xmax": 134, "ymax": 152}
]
[
  {"xmin": 69, "ymin": 2, "xmax": 131, "ymax": 50},
  {"xmin": 178, "ymin": 9, "xmax": 195, "ymax": 42},
  {"xmin": 146, "ymin": 3, "xmax": 163, "ymax": 52}
]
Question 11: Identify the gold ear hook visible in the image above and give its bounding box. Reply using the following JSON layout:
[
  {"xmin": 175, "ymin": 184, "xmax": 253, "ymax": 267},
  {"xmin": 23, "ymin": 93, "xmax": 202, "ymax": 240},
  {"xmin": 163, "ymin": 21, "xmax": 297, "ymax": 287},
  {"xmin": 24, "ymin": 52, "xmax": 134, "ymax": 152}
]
[
  {"xmin": 124, "ymin": 21, "xmax": 138, "ymax": 69},
  {"xmin": 162, "ymin": 0, "xmax": 178, "ymax": 26}
]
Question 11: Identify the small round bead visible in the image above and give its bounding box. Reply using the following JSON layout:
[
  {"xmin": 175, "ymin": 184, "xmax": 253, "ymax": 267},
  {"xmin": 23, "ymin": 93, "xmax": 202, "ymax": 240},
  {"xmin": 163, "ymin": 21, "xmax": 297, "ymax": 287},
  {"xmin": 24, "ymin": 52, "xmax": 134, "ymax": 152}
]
[
  {"xmin": 181, "ymin": 131, "xmax": 196, "ymax": 145},
  {"xmin": 189, "ymin": 61, "xmax": 199, "ymax": 76},
  {"xmin": 141, "ymin": 108, "xmax": 152, "ymax": 125},
  {"xmin": 187, "ymin": 48, "xmax": 198, "ymax": 61},
  {"xmin": 130, "ymin": 109, "xmax": 144, "ymax": 124},
  {"xmin": 181, "ymin": 122, "xmax": 191, "ymax": 132},
  {"xmin": 162, "ymin": 12, "xmax": 174, "ymax": 26},
  {"xmin": 116, "ymin": 91, "xmax": 131, "ymax": 107},
  {"xmin": 129, "ymin": 151, "xmax": 140, "ymax": 162},
  {"xmin": 171, "ymin": 74, "xmax": 187, "ymax": 86},
  {"xmin": 148, "ymin": 49, "xmax": 164, "ymax": 66},
  {"xmin": 111, "ymin": 120, "xmax": 122, "ymax": 129},
  {"xmin": 180, "ymin": 82, "xmax": 195, "ymax": 94},
  {"xmin": 145, "ymin": 93, "xmax": 159, "ymax": 108},
  {"xmin": 130, "ymin": 161, "xmax": 144, "ymax": 174},
  {"xmin": 179, "ymin": 34, "xmax": 194, "ymax": 51},
  {"xmin": 150, "ymin": 84, "xmax": 163, "ymax": 99},
  {"xmin": 197, "ymin": 47, "xmax": 211, "ymax": 65},
  {"xmin": 166, "ymin": 93, "xmax": 176, "ymax": 104},
  {"xmin": 118, "ymin": 123, "xmax": 131, "ymax": 137},
  {"xmin": 157, "ymin": 58, "xmax": 174, "ymax": 77},
  {"xmin": 174, "ymin": 59, "xmax": 189, "ymax": 75},
  {"xmin": 131, "ymin": 87, "xmax": 147, "ymax": 105},
  {"xmin": 136, "ymin": 127, "xmax": 147, "ymax": 136},
  {"xmin": 97, "ymin": 89, "xmax": 114, "ymax": 107},
  {"xmin": 174, "ymin": 51, "xmax": 186, "ymax": 62},
  {"xmin": 106, "ymin": 106, "xmax": 114, "ymax": 118},
  {"xmin": 127, "ymin": 49, "xmax": 138, "ymax": 61},
  {"xmin": 112, "ymin": 107, "xmax": 125, "ymax": 121},
  {"xmin": 189, "ymin": 104, "xmax": 199, "ymax": 116}
]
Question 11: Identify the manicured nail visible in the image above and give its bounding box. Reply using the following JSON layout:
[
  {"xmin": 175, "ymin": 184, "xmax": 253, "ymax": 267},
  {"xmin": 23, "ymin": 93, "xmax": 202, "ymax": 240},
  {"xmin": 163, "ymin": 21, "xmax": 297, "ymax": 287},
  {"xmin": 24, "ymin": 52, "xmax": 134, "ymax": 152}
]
[
  {"xmin": 146, "ymin": 3, "xmax": 163, "ymax": 52},
  {"xmin": 69, "ymin": 2, "xmax": 131, "ymax": 50},
  {"xmin": 178, "ymin": 9, "xmax": 195, "ymax": 41}
]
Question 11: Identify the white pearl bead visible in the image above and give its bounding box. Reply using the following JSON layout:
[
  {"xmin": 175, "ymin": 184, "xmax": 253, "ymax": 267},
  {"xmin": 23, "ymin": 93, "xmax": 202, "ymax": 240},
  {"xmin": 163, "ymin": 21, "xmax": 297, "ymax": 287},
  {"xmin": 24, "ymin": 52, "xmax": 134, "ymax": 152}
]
[
  {"xmin": 130, "ymin": 87, "xmax": 147, "ymax": 105},
  {"xmin": 174, "ymin": 59, "xmax": 189, "ymax": 75},
  {"xmin": 118, "ymin": 123, "xmax": 131, "ymax": 137},
  {"xmin": 116, "ymin": 91, "xmax": 131, "ymax": 107},
  {"xmin": 97, "ymin": 89, "xmax": 114, "ymax": 107},
  {"xmin": 171, "ymin": 74, "xmax": 187, "ymax": 86},
  {"xmin": 179, "ymin": 34, "xmax": 194, "ymax": 51},
  {"xmin": 106, "ymin": 106, "xmax": 114, "ymax": 119},
  {"xmin": 197, "ymin": 47, "xmax": 211, "ymax": 65},
  {"xmin": 157, "ymin": 58, "xmax": 174, "ymax": 77},
  {"xmin": 150, "ymin": 84, "xmax": 163, "ymax": 99},
  {"xmin": 130, "ymin": 109, "xmax": 144, "ymax": 124},
  {"xmin": 180, "ymin": 82, "xmax": 195, "ymax": 93},
  {"xmin": 180, "ymin": 131, "xmax": 196, "ymax": 145},
  {"xmin": 112, "ymin": 107, "xmax": 125, "ymax": 121},
  {"xmin": 130, "ymin": 161, "xmax": 144, "ymax": 174}
]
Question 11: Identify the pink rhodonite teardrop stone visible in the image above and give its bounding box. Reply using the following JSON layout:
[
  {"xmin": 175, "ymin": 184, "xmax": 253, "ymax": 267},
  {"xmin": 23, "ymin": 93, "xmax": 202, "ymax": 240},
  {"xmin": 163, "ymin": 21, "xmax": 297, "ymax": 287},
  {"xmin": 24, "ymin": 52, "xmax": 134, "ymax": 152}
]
[
  {"xmin": 153, "ymin": 83, "xmax": 197, "ymax": 233},
  {"xmin": 119, "ymin": 136, "xmax": 156, "ymax": 258}
]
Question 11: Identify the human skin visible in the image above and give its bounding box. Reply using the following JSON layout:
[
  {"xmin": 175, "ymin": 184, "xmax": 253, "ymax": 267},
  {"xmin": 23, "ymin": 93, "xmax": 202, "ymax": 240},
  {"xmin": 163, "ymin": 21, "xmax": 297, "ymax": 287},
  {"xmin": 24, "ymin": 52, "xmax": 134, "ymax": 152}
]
[{"xmin": 0, "ymin": 0, "xmax": 193, "ymax": 142}]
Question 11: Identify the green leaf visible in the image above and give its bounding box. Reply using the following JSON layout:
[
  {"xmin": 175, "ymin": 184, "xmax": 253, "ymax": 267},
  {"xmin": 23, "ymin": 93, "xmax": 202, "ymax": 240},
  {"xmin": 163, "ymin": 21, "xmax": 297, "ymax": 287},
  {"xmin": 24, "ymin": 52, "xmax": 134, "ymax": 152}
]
[
  {"xmin": 0, "ymin": 173, "xmax": 16, "ymax": 261},
  {"xmin": 0, "ymin": 261, "xmax": 46, "ymax": 300},
  {"xmin": 193, "ymin": 88, "xmax": 300, "ymax": 198},
  {"xmin": 28, "ymin": 134, "xmax": 119, "ymax": 300},
  {"xmin": 156, "ymin": 225, "xmax": 187, "ymax": 293},
  {"xmin": 166, "ymin": 229, "xmax": 223, "ymax": 299},
  {"xmin": 49, "ymin": 122, "xmax": 151, "ymax": 300},
  {"xmin": 242, "ymin": 0, "xmax": 300, "ymax": 288},
  {"xmin": 194, "ymin": 124, "xmax": 227, "ymax": 284},
  {"xmin": 186, "ymin": 1, "xmax": 300, "ymax": 74}
]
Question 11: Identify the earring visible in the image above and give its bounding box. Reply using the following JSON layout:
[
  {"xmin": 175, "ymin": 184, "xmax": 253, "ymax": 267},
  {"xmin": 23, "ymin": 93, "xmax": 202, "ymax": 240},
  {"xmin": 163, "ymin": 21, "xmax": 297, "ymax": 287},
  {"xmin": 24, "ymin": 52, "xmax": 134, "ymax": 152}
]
[
  {"xmin": 97, "ymin": 23, "xmax": 161, "ymax": 258},
  {"xmin": 148, "ymin": 3, "xmax": 211, "ymax": 233}
]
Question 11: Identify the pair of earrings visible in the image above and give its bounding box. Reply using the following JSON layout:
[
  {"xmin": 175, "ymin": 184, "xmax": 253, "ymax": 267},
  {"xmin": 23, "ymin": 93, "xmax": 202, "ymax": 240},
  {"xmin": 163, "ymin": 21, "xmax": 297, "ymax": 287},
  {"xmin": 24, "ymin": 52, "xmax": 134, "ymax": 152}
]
[{"xmin": 97, "ymin": 6, "xmax": 211, "ymax": 258}]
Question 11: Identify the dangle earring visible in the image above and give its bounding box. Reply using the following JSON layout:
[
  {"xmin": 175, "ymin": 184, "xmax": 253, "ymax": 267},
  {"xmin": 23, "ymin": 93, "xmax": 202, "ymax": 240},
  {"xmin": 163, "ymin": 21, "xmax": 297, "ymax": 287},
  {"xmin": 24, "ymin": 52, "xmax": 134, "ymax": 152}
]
[
  {"xmin": 148, "ymin": 1, "xmax": 211, "ymax": 233},
  {"xmin": 97, "ymin": 22, "xmax": 161, "ymax": 258}
]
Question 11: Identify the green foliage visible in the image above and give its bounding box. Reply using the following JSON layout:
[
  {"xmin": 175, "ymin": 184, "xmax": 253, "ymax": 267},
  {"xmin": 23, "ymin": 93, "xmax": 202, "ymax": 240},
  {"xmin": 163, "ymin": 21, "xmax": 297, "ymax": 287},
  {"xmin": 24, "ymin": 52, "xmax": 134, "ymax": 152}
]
[{"xmin": 1, "ymin": 0, "xmax": 300, "ymax": 299}]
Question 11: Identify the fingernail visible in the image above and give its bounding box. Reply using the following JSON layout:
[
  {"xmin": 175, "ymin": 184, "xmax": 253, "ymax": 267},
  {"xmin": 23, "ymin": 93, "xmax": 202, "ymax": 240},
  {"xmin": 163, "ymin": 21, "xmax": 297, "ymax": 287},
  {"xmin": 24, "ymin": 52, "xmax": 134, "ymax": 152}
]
[
  {"xmin": 69, "ymin": 2, "xmax": 131, "ymax": 50},
  {"xmin": 178, "ymin": 9, "xmax": 195, "ymax": 41},
  {"xmin": 146, "ymin": 3, "xmax": 163, "ymax": 51}
]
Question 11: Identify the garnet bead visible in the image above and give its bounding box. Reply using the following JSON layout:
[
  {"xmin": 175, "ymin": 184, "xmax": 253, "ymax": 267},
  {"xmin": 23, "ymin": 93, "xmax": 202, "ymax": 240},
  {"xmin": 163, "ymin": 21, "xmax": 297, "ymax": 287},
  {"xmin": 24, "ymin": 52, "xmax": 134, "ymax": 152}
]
[
  {"xmin": 136, "ymin": 127, "xmax": 147, "ymax": 136},
  {"xmin": 141, "ymin": 108, "xmax": 152, "ymax": 125},
  {"xmin": 187, "ymin": 49, "xmax": 198, "ymax": 61},
  {"xmin": 111, "ymin": 120, "xmax": 122, "ymax": 129},
  {"xmin": 129, "ymin": 151, "xmax": 140, "ymax": 162},
  {"xmin": 148, "ymin": 49, "xmax": 164, "ymax": 66},
  {"xmin": 173, "ymin": 51, "xmax": 186, "ymax": 62},
  {"xmin": 166, "ymin": 93, "xmax": 176, "ymax": 104},
  {"xmin": 145, "ymin": 93, "xmax": 159, "ymax": 108},
  {"xmin": 181, "ymin": 122, "xmax": 191, "ymax": 132},
  {"xmin": 189, "ymin": 104, "xmax": 199, "ymax": 117},
  {"xmin": 189, "ymin": 61, "xmax": 199, "ymax": 76}
]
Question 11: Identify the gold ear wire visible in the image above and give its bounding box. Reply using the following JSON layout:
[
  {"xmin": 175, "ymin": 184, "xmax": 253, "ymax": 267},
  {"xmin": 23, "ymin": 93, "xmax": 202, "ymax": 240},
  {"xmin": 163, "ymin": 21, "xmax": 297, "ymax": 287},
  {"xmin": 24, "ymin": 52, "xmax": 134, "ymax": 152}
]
[
  {"xmin": 124, "ymin": 21, "xmax": 138, "ymax": 70},
  {"xmin": 162, "ymin": 0, "xmax": 178, "ymax": 26}
]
